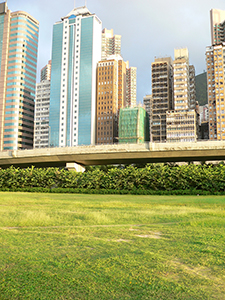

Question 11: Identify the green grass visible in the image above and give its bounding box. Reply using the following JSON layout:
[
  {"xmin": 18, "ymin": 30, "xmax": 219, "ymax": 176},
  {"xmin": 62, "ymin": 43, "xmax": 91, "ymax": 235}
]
[{"xmin": 0, "ymin": 193, "xmax": 225, "ymax": 299}]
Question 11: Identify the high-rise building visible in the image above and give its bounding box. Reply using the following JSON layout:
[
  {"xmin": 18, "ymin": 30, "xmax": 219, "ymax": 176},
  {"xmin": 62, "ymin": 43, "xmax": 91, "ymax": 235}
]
[
  {"xmin": 189, "ymin": 65, "xmax": 197, "ymax": 110},
  {"xmin": 34, "ymin": 79, "xmax": 51, "ymax": 148},
  {"xmin": 166, "ymin": 110, "xmax": 199, "ymax": 143},
  {"xmin": 143, "ymin": 94, "xmax": 152, "ymax": 116},
  {"xmin": 151, "ymin": 57, "xmax": 173, "ymax": 142},
  {"xmin": 126, "ymin": 65, "xmax": 137, "ymax": 107},
  {"xmin": 96, "ymin": 53, "xmax": 131, "ymax": 144},
  {"xmin": 96, "ymin": 55, "xmax": 127, "ymax": 144},
  {"xmin": 118, "ymin": 59, "xmax": 127, "ymax": 110},
  {"xmin": 200, "ymin": 121, "xmax": 209, "ymax": 140},
  {"xmin": 173, "ymin": 48, "xmax": 190, "ymax": 111},
  {"xmin": 143, "ymin": 94, "xmax": 152, "ymax": 141},
  {"xmin": 34, "ymin": 60, "xmax": 52, "ymax": 148},
  {"xmin": 206, "ymin": 9, "xmax": 225, "ymax": 141},
  {"xmin": 96, "ymin": 58, "xmax": 119, "ymax": 145},
  {"xmin": 101, "ymin": 28, "xmax": 136, "ymax": 108},
  {"xmin": 49, "ymin": 6, "xmax": 102, "ymax": 147},
  {"xmin": 210, "ymin": 9, "xmax": 225, "ymax": 45},
  {"xmin": 206, "ymin": 44, "xmax": 225, "ymax": 140},
  {"xmin": 101, "ymin": 28, "xmax": 121, "ymax": 60},
  {"xmin": 0, "ymin": 2, "xmax": 39, "ymax": 151},
  {"xmin": 166, "ymin": 48, "xmax": 199, "ymax": 143},
  {"xmin": 40, "ymin": 60, "xmax": 51, "ymax": 81}
]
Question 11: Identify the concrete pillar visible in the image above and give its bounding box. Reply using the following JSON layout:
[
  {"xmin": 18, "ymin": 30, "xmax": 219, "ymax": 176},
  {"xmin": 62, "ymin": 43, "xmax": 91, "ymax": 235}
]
[{"xmin": 66, "ymin": 162, "xmax": 85, "ymax": 172}]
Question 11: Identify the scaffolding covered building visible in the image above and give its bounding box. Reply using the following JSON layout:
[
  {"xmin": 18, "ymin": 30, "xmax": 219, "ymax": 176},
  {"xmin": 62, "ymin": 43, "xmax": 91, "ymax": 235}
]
[{"xmin": 118, "ymin": 107, "xmax": 149, "ymax": 144}]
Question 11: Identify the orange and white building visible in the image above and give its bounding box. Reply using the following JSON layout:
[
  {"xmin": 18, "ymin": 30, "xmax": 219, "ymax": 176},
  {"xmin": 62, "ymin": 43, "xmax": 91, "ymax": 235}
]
[{"xmin": 96, "ymin": 55, "xmax": 127, "ymax": 144}]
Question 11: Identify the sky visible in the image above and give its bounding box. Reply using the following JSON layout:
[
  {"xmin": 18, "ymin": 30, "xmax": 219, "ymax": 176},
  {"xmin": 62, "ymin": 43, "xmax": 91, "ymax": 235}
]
[{"xmin": 8, "ymin": 0, "xmax": 225, "ymax": 103}]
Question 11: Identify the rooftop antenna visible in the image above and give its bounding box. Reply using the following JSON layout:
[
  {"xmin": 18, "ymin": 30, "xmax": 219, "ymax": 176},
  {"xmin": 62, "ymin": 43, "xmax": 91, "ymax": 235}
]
[
  {"xmin": 74, "ymin": 0, "xmax": 75, "ymax": 8},
  {"xmin": 85, "ymin": 0, "xmax": 87, "ymax": 7}
]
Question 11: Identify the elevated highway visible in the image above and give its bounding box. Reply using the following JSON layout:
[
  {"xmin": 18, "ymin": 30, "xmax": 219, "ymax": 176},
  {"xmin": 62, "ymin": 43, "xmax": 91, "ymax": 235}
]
[{"xmin": 0, "ymin": 141, "xmax": 225, "ymax": 169}]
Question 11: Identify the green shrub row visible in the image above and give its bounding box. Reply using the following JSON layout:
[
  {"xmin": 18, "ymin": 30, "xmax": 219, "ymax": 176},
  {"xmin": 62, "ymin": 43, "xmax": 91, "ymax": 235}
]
[
  {"xmin": 0, "ymin": 187, "xmax": 222, "ymax": 195},
  {"xmin": 1, "ymin": 164, "xmax": 225, "ymax": 194}
]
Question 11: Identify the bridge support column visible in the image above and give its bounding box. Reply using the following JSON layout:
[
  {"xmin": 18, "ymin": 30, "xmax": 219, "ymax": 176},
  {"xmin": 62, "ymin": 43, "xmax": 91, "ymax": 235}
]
[{"xmin": 66, "ymin": 163, "xmax": 85, "ymax": 172}]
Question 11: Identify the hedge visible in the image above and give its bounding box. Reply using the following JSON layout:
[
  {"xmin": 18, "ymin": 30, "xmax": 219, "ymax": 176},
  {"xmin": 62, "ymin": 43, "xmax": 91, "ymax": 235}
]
[{"xmin": 0, "ymin": 164, "xmax": 225, "ymax": 195}]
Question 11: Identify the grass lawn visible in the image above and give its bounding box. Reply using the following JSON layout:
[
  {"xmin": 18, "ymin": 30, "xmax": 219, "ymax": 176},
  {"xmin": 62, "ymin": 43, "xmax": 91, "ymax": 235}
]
[{"xmin": 0, "ymin": 192, "xmax": 225, "ymax": 299}]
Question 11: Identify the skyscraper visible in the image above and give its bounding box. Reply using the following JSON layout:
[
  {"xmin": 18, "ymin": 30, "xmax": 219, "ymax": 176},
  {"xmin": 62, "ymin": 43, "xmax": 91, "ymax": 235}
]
[
  {"xmin": 206, "ymin": 44, "xmax": 225, "ymax": 140},
  {"xmin": 101, "ymin": 28, "xmax": 121, "ymax": 60},
  {"xmin": 101, "ymin": 28, "xmax": 137, "ymax": 109},
  {"xmin": 96, "ymin": 58, "xmax": 118, "ymax": 145},
  {"xmin": 206, "ymin": 9, "xmax": 225, "ymax": 140},
  {"xmin": 40, "ymin": 60, "xmax": 51, "ymax": 81},
  {"xmin": 96, "ymin": 55, "xmax": 127, "ymax": 145},
  {"xmin": 0, "ymin": 2, "xmax": 39, "ymax": 151},
  {"xmin": 118, "ymin": 59, "xmax": 127, "ymax": 110},
  {"xmin": 151, "ymin": 57, "xmax": 173, "ymax": 142},
  {"xmin": 126, "ymin": 65, "xmax": 137, "ymax": 107},
  {"xmin": 189, "ymin": 64, "xmax": 197, "ymax": 110},
  {"xmin": 166, "ymin": 48, "xmax": 199, "ymax": 143},
  {"xmin": 173, "ymin": 48, "xmax": 190, "ymax": 111},
  {"xmin": 210, "ymin": 9, "xmax": 225, "ymax": 45},
  {"xmin": 143, "ymin": 94, "xmax": 152, "ymax": 141},
  {"xmin": 143, "ymin": 94, "xmax": 152, "ymax": 116},
  {"xmin": 49, "ymin": 6, "xmax": 102, "ymax": 147},
  {"xmin": 33, "ymin": 60, "xmax": 51, "ymax": 149}
]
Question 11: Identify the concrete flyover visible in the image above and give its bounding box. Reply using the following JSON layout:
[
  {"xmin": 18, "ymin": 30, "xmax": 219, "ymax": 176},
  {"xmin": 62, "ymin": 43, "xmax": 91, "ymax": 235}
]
[{"xmin": 0, "ymin": 141, "xmax": 225, "ymax": 168}]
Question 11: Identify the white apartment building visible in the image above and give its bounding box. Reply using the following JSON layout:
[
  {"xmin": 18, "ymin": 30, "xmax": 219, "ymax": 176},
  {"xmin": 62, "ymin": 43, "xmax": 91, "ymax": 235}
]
[{"xmin": 34, "ymin": 80, "xmax": 51, "ymax": 148}]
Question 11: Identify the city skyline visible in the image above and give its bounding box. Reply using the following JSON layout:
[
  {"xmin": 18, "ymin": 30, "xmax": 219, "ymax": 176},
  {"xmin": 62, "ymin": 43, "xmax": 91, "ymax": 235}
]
[{"xmin": 8, "ymin": 0, "xmax": 225, "ymax": 103}]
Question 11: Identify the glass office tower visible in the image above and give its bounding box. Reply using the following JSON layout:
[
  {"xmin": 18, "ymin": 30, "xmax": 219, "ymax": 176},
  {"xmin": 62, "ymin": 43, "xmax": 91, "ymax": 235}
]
[
  {"xmin": 0, "ymin": 2, "xmax": 39, "ymax": 150},
  {"xmin": 49, "ymin": 6, "xmax": 102, "ymax": 147}
]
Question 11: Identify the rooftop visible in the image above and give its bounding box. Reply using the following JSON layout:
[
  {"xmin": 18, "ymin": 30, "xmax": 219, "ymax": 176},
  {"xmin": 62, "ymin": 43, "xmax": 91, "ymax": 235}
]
[{"xmin": 63, "ymin": 6, "xmax": 91, "ymax": 20}]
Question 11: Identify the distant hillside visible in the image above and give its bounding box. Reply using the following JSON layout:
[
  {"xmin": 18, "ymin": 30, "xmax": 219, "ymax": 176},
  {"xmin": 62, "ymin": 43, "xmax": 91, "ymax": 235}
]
[{"xmin": 195, "ymin": 72, "xmax": 207, "ymax": 106}]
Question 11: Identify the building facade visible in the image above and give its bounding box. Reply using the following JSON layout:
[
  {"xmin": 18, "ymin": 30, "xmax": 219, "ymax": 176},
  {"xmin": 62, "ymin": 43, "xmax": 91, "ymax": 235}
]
[
  {"xmin": 126, "ymin": 66, "xmax": 137, "ymax": 107},
  {"xmin": 189, "ymin": 64, "xmax": 197, "ymax": 110},
  {"xmin": 40, "ymin": 60, "xmax": 51, "ymax": 81},
  {"xmin": 173, "ymin": 48, "xmax": 190, "ymax": 111},
  {"xmin": 34, "ymin": 80, "xmax": 50, "ymax": 148},
  {"xmin": 101, "ymin": 28, "xmax": 121, "ymax": 60},
  {"xmin": 210, "ymin": 9, "xmax": 225, "ymax": 45},
  {"xmin": 34, "ymin": 60, "xmax": 52, "ymax": 148},
  {"xmin": 0, "ymin": 2, "xmax": 39, "ymax": 151},
  {"xmin": 151, "ymin": 57, "xmax": 173, "ymax": 142},
  {"xmin": 166, "ymin": 48, "xmax": 199, "ymax": 143},
  {"xmin": 143, "ymin": 94, "xmax": 152, "ymax": 116},
  {"xmin": 49, "ymin": 6, "xmax": 102, "ymax": 147},
  {"xmin": 199, "ymin": 104, "xmax": 209, "ymax": 124},
  {"xmin": 206, "ymin": 44, "xmax": 225, "ymax": 140},
  {"xmin": 143, "ymin": 94, "xmax": 152, "ymax": 141},
  {"xmin": 96, "ymin": 59, "xmax": 118, "ymax": 145},
  {"xmin": 101, "ymin": 28, "xmax": 136, "ymax": 109},
  {"xmin": 166, "ymin": 110, "xmax": 199, "ymax": 143},
  {"xmin": 118, "ymin": 59, "xmax": 127, "ymax": 110},
  {"xmin": 118, "ymin": 106, "xmax": 149, "ymax": 144}
]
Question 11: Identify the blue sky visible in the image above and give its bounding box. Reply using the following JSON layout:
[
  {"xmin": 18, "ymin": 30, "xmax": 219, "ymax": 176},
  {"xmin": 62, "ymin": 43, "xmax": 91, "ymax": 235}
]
[{"xmin": 8, "ymin": 0, "xmax": 225, "ymax": 102}]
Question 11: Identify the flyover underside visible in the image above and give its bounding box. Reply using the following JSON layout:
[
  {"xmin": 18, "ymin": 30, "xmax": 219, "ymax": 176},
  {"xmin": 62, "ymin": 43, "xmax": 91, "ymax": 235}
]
[{"xmin": 0, "ymin": 149, "xmax": 225, "ymax": 168}]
